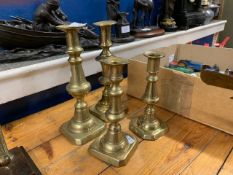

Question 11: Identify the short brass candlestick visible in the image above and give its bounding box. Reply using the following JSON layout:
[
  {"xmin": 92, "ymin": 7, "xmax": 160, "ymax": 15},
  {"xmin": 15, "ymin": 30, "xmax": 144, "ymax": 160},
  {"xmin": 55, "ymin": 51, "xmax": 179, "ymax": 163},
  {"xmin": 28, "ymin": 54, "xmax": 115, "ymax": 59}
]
[
  {"xmin": 57, "ymin": 24, "xmax": 105, "ymax": 145},
  {"xmin": 90, "ymin": 20, "xmax": 117, "ymax": 122},
  {"xmin": 89, "ymin": 57, "xmax": 138, "ymax": 167},
  {"xmin": 130, "ymin": 51, "xmax": 168, "ymax": 140}
]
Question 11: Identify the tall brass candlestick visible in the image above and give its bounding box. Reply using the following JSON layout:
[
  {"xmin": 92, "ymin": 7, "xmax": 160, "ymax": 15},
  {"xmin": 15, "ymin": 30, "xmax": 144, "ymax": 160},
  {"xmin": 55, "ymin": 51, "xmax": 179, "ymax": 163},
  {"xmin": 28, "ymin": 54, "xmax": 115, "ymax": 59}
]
[
  {"xmin": 130, "ymin": 51, "xmax": 168, "ymax": 140},
  {"xmin": 90, "ymin": 20, "xmax": 116, "ymax": 122},
  {"xmin": 89, "ymin": 57, "xmax": 138, "ymax": 167},
  {"xmin": 57, "ymin": 24, "xmax": 105, "ymax": 145}
]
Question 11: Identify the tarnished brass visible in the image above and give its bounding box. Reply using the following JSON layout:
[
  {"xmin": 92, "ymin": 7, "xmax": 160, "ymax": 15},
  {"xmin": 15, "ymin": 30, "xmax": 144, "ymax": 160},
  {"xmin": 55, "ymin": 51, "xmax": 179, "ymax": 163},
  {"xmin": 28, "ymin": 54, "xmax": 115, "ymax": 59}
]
[
  {"xmin": 89, "ymin": 20, "xmax": 116, "ymax": 122},
  {"xmin": 130, "ymin": 51, "xmax": 168, "ymax": 140},
  {"xmin": 0, "ymin": 126, "xmax": 41, "ymax": 175},
  {"xmin": 57, "ymin": 24, "xmax": 105, "ymax": 145},
  {"xmin": 89, "ymin": 57, "xmax": 138, "ymax": 167},
  {"xmin": 0, "ymin": 126, "xmax": 12, "ymax": 167}
]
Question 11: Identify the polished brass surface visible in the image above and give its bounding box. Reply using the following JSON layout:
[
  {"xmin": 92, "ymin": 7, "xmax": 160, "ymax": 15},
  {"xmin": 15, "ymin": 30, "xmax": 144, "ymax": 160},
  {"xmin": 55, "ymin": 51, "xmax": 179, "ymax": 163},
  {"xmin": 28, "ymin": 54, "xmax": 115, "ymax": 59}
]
[
  {"xmin": 57, "ymin": 24, "xmax": 105, "ymax": 145},
  {"xmin": 0, "ymin": 126, "xmax": 12, "ymax": 166},
  {"xmin": 130, "ymin": 51, "xmax": 168, "ymax": 140},
  {"xmin": 89, "ymin": 57, "xmax": 138, "ymax": 167},
  {"xmin": 90, "ymin": 20, "xmax": 117, "ymax": 122}
]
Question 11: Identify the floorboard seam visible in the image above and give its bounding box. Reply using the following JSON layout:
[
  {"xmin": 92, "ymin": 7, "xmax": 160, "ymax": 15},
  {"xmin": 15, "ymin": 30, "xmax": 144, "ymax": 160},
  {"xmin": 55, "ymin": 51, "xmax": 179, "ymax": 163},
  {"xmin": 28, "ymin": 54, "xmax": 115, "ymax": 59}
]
[
  {"xmin": 97, "ymin": 165, "xmax": 111, "ymax": 175},
  {"xmin": 27, "ymin": 133, "xmax": 62, "ymax": 152},
  {"xmin": 217, "ymin": 147, "xmax": 233, "ymax": 175},
  {"xmin": 177, "ymin": 130, "xmax": 219, "ymax": 175}
]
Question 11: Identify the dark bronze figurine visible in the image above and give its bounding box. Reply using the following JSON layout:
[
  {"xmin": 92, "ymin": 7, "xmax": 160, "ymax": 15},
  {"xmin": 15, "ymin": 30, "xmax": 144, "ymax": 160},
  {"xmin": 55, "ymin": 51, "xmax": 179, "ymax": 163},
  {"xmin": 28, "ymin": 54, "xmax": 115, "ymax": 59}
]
[
  {"xmin": 107, "ymin": 0, "xmax": 120, "ymax": 20},
  {"xmin": 160, "ymin": 0, "xmax": 177, "ymax": 32},
  {"xmin": 106, "ymin": 0, "xmax": 134, "ymax": 43},
  {"xmin": 34, "ymin": 0, "xmax": 68, "ymax": 32},
  {"xmin": 131, "ymin": 0, "xmax": 165, "ymax": 38},
  {"xmin": 132, "ymin": 0, "xmax": 154, "ymax": 28},
  {"xmin": 173, "ymin": 0, "xmax": 205, "ymax": 29}
]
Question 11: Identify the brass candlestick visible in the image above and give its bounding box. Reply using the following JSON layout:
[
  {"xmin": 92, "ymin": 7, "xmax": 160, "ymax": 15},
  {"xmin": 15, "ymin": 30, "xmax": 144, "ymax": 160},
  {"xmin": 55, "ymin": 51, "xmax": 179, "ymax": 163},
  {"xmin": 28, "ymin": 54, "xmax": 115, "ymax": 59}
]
[
  {"xmin": 89, "ymin": 57, "xmax": 138, "ymax": 167},
  {"xmin": 57, "ymin": 24, "xmax": 105, "ymax": 145},
  {"xmin": 130, "ymin": 51, "xmax": 168, "ymax": 140},
  {"xmin": 0, "ymin": 126, "xmax": 41, "ymax": 175},
  {"xmin": 90, "ymin": 20, "xmax": 116, "ymax": 122}
]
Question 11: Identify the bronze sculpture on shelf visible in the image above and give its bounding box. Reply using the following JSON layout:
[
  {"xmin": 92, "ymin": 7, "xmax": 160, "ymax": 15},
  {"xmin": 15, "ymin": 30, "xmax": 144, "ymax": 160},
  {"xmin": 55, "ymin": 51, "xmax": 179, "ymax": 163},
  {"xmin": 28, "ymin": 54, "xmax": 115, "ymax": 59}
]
[
  {"xmin": 34, "ymin": 0, "xmax": 68, "ymax": 32},
  {"xmin": 57, "ymin": 23, "xmax": 105, "ymax": 145},
  {"xmin": 0, "ymin": 0, "xmax": 99, "ymax": 62},
  {"xmin": 131, "ymin": 0, "xmax": 165, "ymax": 38},
  {"xmin": 89, "ymin": 57, "xmax": 138, "ymax": 167},
  {"xmin": 90, "ymin": 20, "xmax": 116, "ymax": 122},
  {"xmin": 130, "ymin": 51, "xmax": 168, "ymax": 140},
  {"xmin": 106, "ymin": 0, "xmax": 135, "ymax": 43},
  {"xmin": 0, "ymin": 126, "xmax": 41, "ymax": 175},
  {"xmin": 160, "ymin": 0, "xmax": 177, "ymax": 32},
  {"xmin": 173, "ymin": 0, "xmax": 205, "ymax": 29}
]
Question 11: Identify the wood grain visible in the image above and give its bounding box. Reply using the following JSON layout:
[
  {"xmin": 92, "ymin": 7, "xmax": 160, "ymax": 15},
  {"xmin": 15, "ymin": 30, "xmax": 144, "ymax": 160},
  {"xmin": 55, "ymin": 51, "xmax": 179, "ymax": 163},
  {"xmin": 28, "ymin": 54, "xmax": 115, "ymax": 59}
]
[
  {"xmin": 103, "ymin": 115, "xmax": 218, "ymax": 175},
  {"xmin": 180, "ymin": 132, "xmax": 233, "ymax": 175},
  {"xmin": 3, "ymin": 88, "xmax": 102, "ymax": 151},
  {"xmin": 219, "ymin": 149, "xmax": 233, "ymax": 175},
  {"xmin": 2, "ymin": 79, "xmax": 232, "ymax": 175}
]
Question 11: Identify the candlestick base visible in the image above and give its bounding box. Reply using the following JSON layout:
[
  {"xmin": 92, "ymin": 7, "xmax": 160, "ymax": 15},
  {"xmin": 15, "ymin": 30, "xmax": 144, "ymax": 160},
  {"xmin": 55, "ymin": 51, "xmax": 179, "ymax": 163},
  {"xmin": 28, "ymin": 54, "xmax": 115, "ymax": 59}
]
[
  {"xmin": 60, "ymin": 116, "xmax": 105, "ymax": 145},
  {"xmin": 90, "ymin": 105, "xmax": 108, "ymax": 122},
  {"xmin": 0, "ymin": 147, "xmax": 41, "ymax": 175},
  {"xmin": 130, "ymin": 118, "xmax": 168, "ymax": 140},
  {"xmin": 89, "ymin": 132, "xmax": 137, "ymax": 167}
]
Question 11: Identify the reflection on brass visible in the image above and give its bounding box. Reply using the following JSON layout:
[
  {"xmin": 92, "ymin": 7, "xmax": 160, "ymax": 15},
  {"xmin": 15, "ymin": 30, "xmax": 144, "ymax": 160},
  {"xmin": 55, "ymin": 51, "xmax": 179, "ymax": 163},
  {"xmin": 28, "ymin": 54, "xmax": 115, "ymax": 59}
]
[
  {"xmin": 89, "ymin": 20, "xmax": 116, "ymax": 122},
  {"xmin": 89, "ymin": 57, "xmax": 138, "ymax": 167},
  {"xmin": 57, "ymin": 24, "xmax": 105, "ymax": 145},
  {"xmin": 130, "ymin": 51, "xmax": 168, "ymax": 140},
  {"xmin": 0, "ymin": 126, "xmax": 12, "ymax": 167},
  {"xmin": 0, "ymin": 126, "xmax": 41, "ymax": 175}
]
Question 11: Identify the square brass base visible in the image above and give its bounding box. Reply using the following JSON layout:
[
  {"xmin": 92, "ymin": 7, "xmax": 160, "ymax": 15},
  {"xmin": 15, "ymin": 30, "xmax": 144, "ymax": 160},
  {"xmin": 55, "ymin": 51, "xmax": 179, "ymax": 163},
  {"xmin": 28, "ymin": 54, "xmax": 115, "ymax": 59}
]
[
  {"xmin": 60, "ymin": 116, "xmax": 106, "ymax": 145},
  {"xmin": 0, "ymin": 146, "xmax": 41, "ymax": 175},
  {"xmin": 89, "ymin": 133, "xmax": 138, "ymax": 167},
  {"xmin": 89, "ymin": 105, "xmax": 108, "ymax": 122},
  {"xmin": 130, "ymin": 118, "xmax": 168, "ymax": 140}
]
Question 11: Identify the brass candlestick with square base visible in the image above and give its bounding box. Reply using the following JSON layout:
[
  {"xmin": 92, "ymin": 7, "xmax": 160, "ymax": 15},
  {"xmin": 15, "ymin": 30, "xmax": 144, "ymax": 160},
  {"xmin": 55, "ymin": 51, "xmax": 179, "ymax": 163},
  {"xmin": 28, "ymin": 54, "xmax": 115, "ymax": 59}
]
[
  {"xmin": 89, "ymin": 20, "xmax": 116, "ymax": 122},
  {"xmin": 0, "ymin": 126, "xmax": 41, "ymax": 175},
  {"xmin": 130, "ymin": 51, "xmax": 168, "ymax": 140},
  {"xmin": 89, "ymin": 57, "xmax": 138, "ymax": 167},
  {"xmin": 57, "ymin": 24, "xmax": 105, "ymax": 145}
]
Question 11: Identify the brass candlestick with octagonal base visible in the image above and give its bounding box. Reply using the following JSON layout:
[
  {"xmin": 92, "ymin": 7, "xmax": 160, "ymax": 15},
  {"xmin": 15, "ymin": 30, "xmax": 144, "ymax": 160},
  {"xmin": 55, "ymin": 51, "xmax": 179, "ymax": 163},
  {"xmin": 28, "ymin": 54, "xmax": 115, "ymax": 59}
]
[
  {"xmin": 90, "ymin": 20, "xmax": 117, "ymax": 122},
  {"xmin": 130, "ymin": 51, "xmax": 168, "ymax": 140},
  {"xmin": 57, "ymin": 24, "xmax": 105, "ymax": 145},
  {"xmin": 89, "ymin": 57, "xmax": 138, "ymax": 167}
]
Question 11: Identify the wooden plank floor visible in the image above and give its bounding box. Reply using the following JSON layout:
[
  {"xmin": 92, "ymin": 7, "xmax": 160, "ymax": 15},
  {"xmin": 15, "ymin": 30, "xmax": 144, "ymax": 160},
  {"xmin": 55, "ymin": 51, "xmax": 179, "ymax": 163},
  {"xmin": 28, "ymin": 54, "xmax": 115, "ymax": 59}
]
[{"xmin": 2, "ymin": 80, "xmax": 233, "ymax": 175}]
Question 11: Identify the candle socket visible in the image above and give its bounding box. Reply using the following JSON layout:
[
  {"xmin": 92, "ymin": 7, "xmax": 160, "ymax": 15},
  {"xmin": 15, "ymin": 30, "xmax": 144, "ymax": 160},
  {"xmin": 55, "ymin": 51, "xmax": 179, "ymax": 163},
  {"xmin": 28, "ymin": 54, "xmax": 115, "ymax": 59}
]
[
  {"xmin": 90, "ymin": 20, "xmax": 128, "ymax": 122},
  {"xmin": 57, "ymin": 24, "xmax": 105, "ymax": 145},
  {"xmin": 130, "ymin": 51, "xmax": 168, "ymax": 140},
  {"xmin": 89, "ymin": 57, "xmax": 138, "ymax": 167}
]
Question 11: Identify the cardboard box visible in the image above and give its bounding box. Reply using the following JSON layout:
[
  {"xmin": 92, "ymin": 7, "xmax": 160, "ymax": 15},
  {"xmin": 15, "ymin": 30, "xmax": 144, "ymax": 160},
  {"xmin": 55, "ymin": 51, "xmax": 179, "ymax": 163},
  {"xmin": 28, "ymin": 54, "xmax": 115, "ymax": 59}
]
[{"xmin": 127, "ymin": 44, "xmax": 233, "ymax": 135}]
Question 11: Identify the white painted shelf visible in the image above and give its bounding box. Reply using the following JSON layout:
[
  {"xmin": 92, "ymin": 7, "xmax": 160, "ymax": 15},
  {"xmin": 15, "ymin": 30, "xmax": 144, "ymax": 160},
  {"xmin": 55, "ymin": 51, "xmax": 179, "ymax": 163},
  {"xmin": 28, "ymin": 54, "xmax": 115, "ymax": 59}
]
[{"xmin": 0, "ymin": 20, "xmax": 226, "ymax": 104}]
